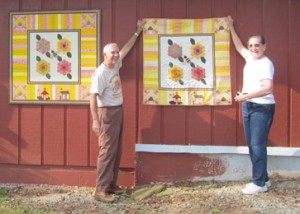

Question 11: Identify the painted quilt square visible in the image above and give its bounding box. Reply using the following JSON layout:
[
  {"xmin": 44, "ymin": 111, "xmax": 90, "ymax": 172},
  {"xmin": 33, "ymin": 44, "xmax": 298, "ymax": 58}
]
[
  {"xmin": 9, "ymin": 10, "xmax": 100, "ymax": 104},
  {"xmin": 143, "ymin": 18, "xmax": 232, "ymax": 106},
  {"xmin": 28, "ymin": 30, "xmax": 80, "ymax": 84},
  {"xmin": 159, "ymin": 34, "xmax": 215, "ymax": 90}
]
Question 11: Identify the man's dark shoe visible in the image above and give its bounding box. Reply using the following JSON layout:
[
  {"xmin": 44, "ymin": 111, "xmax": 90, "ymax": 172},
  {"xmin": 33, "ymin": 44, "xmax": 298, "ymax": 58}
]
[
  {"xmin": 94, "ymin": 192, "xmax": 115, "ymax": 202},
  {"xmin": 107, "ymin": 186, "xmax": 125, "ymax": 194}
]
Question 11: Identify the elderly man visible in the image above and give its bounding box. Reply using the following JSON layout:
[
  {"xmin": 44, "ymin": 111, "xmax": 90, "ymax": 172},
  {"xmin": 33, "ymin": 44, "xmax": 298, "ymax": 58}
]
[{"xmin": 89, "ymin": 20, "xmax": 145, "ymax": 202}]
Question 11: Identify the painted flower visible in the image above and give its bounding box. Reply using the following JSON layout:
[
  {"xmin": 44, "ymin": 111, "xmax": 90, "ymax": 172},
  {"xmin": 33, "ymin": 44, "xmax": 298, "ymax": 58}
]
[
  {"xmin": 81, "ymin": 14, "xmax": 96, "ymax": 29},
  {"xmin": 191, "ymin": 66, "xmax": 206, "ymax": 81},
  {"xmin": 168, "ymin": 65, "xmax": 183, "ymax": 81},
  {"xmin": 191, "ymin": 43, "xmax": 205, "ymax": 59},
  {"xmin": 168, "ymin": 43, "xmax": 183, "ymax": 59},
  {"xmin": 57, "ymin": 38, "xmax": 71, "ymax": 54},
  {"xmin": 36, "ymin": 38, "xmax": 50, "ymax": 54},
  {"xmin": 13, "ymin": 15, "xmax": 27, "ymax": 32},
  {"xmin": 36, "ymin": 60, "xmax": 50, "ymax": 76},
  {"xmin": 57, "ymin": 59, "xmax": 71, "ymax": 75}
]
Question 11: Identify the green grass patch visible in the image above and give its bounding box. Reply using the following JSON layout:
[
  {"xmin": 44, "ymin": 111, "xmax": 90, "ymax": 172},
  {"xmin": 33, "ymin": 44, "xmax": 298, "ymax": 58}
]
[
  {"xmin": 0, "ymin": 192, "xmax": 8, "ymax": 202},
  {"xmin": 0, "ymin": 206, "xmax": 53, "ymax": 214},
  {"xmin": 0, "ymin": 192, "xmax": 53, "ymax": 214},
  {"xmin": 0, "ymin": 206, "xmax": 25, "ymax": 214}
]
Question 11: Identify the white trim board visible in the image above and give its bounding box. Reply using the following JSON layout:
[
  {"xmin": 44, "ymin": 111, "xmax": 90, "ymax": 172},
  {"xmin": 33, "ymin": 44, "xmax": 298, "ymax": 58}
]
[{"xmin": 136, "ymin": 144, "xmax": 300, "ymax": 157}]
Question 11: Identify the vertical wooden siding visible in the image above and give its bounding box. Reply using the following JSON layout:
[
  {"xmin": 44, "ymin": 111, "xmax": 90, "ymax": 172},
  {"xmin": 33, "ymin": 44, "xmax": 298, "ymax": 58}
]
[
  {"xmin": 0, "ymin": 0, "xmax": 299, "ymax": 186},
  {"xmin": 290, "ymin": 0, "xmax": 300, "ymax": 147}
]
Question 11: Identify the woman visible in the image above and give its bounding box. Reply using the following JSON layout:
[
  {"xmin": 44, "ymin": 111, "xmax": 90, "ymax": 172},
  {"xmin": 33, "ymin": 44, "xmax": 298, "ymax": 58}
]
[{"xmin": 227, "ymin": 16, "xmax": 275, "ymax": 194}]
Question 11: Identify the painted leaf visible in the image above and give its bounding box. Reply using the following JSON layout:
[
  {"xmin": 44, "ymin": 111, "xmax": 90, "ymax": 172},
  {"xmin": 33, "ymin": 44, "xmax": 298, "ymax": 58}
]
[
  {"xmin": 178, "ymin": 57, "xmax": 184, "ymax": 62},
  {"xmin": 67, "ymin": 73, "xmax": 72, "ymax": 79},
  {"xmin": 190, "ymin": 38, "xmax": 195, "ymax": 45},
  {"xmin": 190, "ymin": 62, "xmax": 195, "ymax": 68},
  {"xmin": 57, "ymin": 34, "xmax": 62, "ymax": 40},
  {"xmin": 57, "ymin": 56, "xmax": 62, "ymax": 62},
  {"xmin": 201, "ymin": 56, "xmax": 206, "ymax": 63},
  {"xmin": 201, "ymin": 79, "xmax": 207, "ymax": 85},
  {"xmin": 36, "ymin": 56, "xmax": 41, "ymax": 61},
  {"xmin": 179, "ymin": 79, "xmax": 184, "ymax": 85},
  {"xmin": 46, "ymin": 73, "xmax": 51, "ymax": 79},
  {"xmin": 169, "ymin": 62, "xmax": 173, "ymax": 67},
  {"xmin": 67, "ymin": 52, "xmax": 72, "ymax": 58},
  {"xmin": 36, "ymin": 34, "xmax": 41, "ymax": 40},
  {"xmin": 46, "ymin": 52, "xmax": 51, "ymax": 58},
  {"xmin": 168, "ymin": 39, "xmax": 173, "ymax": 45}
]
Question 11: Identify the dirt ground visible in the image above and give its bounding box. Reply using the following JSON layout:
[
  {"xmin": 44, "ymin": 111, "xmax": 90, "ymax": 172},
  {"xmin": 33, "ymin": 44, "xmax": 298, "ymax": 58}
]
[{"xmin": 1, "ymin": 175, "xmax": 300, "ymax": 214}]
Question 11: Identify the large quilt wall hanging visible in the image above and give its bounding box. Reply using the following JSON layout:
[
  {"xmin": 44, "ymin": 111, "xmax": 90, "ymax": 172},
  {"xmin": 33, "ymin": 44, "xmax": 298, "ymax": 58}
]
[
  {"xmin": 143, "ymin": 17, "xmax": 232, "ymax": 106},
  {"xmin": 9, "ymin": 10, "xmax": 100, "ymax": 104}
]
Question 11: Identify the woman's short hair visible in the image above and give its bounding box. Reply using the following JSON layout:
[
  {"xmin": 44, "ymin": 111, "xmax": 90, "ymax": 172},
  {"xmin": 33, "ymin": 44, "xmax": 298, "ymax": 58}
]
[{"xmin": 248, "ymin": 35, "xmax": 266, "ymax": 45}]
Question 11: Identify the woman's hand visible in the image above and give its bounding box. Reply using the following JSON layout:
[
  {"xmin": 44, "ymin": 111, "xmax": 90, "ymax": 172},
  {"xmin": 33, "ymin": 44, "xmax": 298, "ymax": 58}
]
[
  {"xmin": 226, "ymin": 16, "xmax": 234, "ymax": 30},
  {"xmin": 234, "ymin": 91, "xmax": 250, "ymax": 102}
]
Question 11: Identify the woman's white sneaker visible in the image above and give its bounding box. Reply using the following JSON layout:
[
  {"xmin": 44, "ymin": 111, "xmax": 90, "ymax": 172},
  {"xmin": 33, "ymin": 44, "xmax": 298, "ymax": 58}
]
[
  {"xmin": 245, "ymin": 180, "xmax": 271, "ymax": 188},
  {"xmin": 265, "ymin": 180, "xmax": 271, "ymax": 188},
  {"xmin": 242, "ymin": 183, "xmax": 268, "ymax": 195}
]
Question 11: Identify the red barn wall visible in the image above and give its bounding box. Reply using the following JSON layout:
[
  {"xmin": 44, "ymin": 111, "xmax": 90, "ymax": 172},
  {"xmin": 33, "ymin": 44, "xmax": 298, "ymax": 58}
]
[{"xmin": 0, "ymin": 0, "xmax": 299, "ymax": 187}]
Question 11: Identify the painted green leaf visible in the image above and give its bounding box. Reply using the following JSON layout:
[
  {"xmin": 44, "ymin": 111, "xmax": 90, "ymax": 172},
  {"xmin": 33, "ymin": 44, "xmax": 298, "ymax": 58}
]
[
  {"xmin": 190, "ymin": 62, "xmax": 195, "ymax": 68},
  {"xmin": 190, "ymin": 38, "xmax": 195, "ymax": 45},
  {"xmin": 57, "ymin": 56, "xmax": 62, "ymax": 61},
  {"xmin": 36, "ymin": 56, "xmax": 41, "ymax": 61},
  {"xmin": 36, "ymin": 34, "xmax": 41, "ymax": 40},
  {"xmin": 201, "ymin": 56, "xmax": 206, "ymax": 63},
  {"xmin": 67, "ymin": 73, "xmax": 72, "ymax": 79},
  {"xmin": 46, "ymin": 52, "xmax": 51, "ymax": 58},
  {"xmin": 46, "ymin": 73, "xmax": 51, "ymax": 79},
  {"xmin": 178, "ymin": 57, "xmax": 184, "ymax": 62},
  {"xmin": 179, "ymin": 79, "xmax": 184, "ymax": 85},
  {"xmin": 169, "ymin": 62, "xmax": 173, "ymax": 67},
  {"xmin": 201, "ymin": 79, "xmax": 207, "ymax": 85},
  {"xmin": 168, "ymin": 39, "xmax": 173, "ymax": 45},
  {"xmin": 67, "ymin": 52, "xmax": 72, "ymax": 58},
  {"xmin": 57, "ymin": 34, "xmax": 62, "ymax": 40}
]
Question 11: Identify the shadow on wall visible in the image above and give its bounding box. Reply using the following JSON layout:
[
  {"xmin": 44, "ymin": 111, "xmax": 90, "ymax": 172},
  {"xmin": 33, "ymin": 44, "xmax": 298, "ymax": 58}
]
[
  {"xmin": 137, "ymin": 104, "xmax": 284, "ymax": 184},
  {"xmin": 0, "ymin": 83, "xmax": 19, "ymax": 164},
  {"xmin": 140, "ymin": 106, "xmax": 243, "ymax": 145},
  {"xmin": 137, "ymin": 106, "xmax": 244, "ymax": 183}
]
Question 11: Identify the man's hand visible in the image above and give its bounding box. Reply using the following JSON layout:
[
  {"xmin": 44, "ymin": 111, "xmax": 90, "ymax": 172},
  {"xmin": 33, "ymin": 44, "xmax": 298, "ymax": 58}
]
[
  {"xmin": 92, "ymin": 120, "xmax": 100, "ymax": 137},
  {"xmin": 137, "ymin": 20, "xmax": 146, "ymax": 33}
]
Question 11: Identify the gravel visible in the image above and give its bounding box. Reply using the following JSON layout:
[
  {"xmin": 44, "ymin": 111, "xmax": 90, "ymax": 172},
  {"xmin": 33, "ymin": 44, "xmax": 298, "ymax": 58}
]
[{"xmin": 1, "ymin": 176, "xmax": 300, "ymax": 213}]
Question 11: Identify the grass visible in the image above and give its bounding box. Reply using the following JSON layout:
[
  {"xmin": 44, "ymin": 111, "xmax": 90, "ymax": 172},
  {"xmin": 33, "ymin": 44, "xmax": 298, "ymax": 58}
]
[
  {"xmin": 0, "ymin": 191, "xmax": 8, "ymax": 202},
  {"xmin": 0, "ymin": 191, "xmax": 51, "ymax": 214},
  {"xmin": 0, "ymin": 191, "xmax": 22, "ymax": 213},
  {"xmin": 0, "ymin": 207, "xmax": 25, "ymax": 214},
  {"xmin": 0, "ymin": 206, "xmax": 52, "ymax": 214}
]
